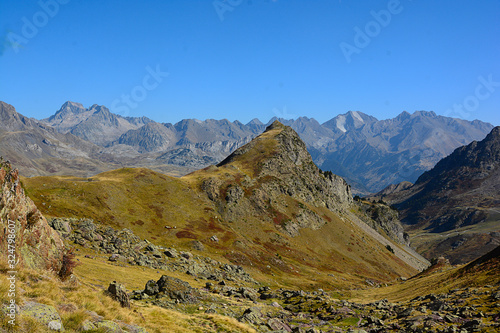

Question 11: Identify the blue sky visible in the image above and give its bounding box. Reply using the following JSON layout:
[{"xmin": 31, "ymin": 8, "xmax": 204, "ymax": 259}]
[{"xmin": 0, "ymin": 0, "xmax": 499, "ymax": 125}]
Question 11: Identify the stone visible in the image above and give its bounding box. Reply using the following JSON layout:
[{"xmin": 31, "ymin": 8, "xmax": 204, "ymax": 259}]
[
  {"xmin": 46, "ymin": 320, "xmax": 63, "ymax": 331},
  {"xmin": 191, "ymin": 240, "xmax": 205, "ymax": 251},
  {"xmin": 95, "ymin": 320, "xmax": 124, "ymax": 332},
  {"xmin": 239, "ymin": 307, "xmax": 264, "ymax": 325},
  {"xmin": 121, "ymin": 323, "xmax": 149, "ymax": 333},
  {"xmin": 180, "ymin": 251, "xmax": 193, "ymax": 260},
  {"xmin": 0, "ymin": 162, "xmax": 65, "ymax": 271},
  {"xmin": 108, "ymin": 281, "xmax": 130, "ymax": 308},
  {"xmin": 164, "ymin": 249, "xmax": 178, "ymax": 258},
  {"xmin": 157, "ymin": 275, "xmax": 198, "ymax": 303},
  {"xmin": 144, "ymin": 280, "xmax": 159, "ymax": 296},
  {"xmin": 109, "ymin": 253, "xmax": 120, "ymax": 262},
  {"xmin": 267, "ymin": 318, "xmax": 292, "ymax": 332},
  {"xmin": 21, "ymin": 302, "xmax": 64, "ymax": 331},
  {"xmin": 80, "ymin": 319, "xmax": 97, "ymax": 331}
]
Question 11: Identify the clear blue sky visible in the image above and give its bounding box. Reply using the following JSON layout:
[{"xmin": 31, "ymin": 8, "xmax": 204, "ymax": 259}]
[{"xmin": 1, "ymin": 0, "xmax": 499, "ymax": 125}]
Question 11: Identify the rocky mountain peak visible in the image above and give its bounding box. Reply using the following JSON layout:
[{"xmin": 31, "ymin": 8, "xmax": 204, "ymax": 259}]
[
  {"xmin": 216, "ymin": 121, "xmax": 352, "ymax": 216},
  {"xmin": 0, "ymin": 101, "xmax": 37, "ymax": 131},
  {"xmin": 265, "ymin": 119, "xmax": 286, "ymax": 131},
  {"xmin": 60, "ymin": 101, "xmax": 85, "ymax": 113}
]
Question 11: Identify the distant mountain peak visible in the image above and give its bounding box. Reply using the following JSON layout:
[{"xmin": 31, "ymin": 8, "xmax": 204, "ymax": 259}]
[
  {"xmin": 412, "ymin": 110, "xmax": 437, "ymax": 118},
  {"xmin": 265, "ymin": 119, "xmax": 286, "ymax": 131},
  {"xmin": 58, "ymin": 101, "xmax": 86, "ymax": 114}
]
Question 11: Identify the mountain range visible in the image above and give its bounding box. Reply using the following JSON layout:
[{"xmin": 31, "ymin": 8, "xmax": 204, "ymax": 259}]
[
  {"xmin": 2, "ymin": 100, "xmax": 493, "ymax": 194},
  {"xmin": 370, "ymin": 126, "xmax": 500, "ymax": 264}
]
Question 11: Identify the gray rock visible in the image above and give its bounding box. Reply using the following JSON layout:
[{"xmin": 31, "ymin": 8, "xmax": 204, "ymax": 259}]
[
  {"xmin": 239, "ymin": 307, "xmax": 264, "ymax": 325},
  {"xmin": 267, "ymin": 318, "xmax": 292, "ymax": 332},
  {"xmin": 108, "ymin": 281, "xmax": 130, "ymax": 308},
  {"xmin": 164, "ymin": 249, "xmax": 178, "ymax": 258},
  {"xmin": 47, "ymin": 320, "xmax": 63, "ymax": 331},
  {"xmin": 95, "ymin": 320, "xmax": 124, "ymax": 332},
  {"xmin": 80, "ymin": 319, "xmax": 97, "ymax": 331},
  {"xmin": 157, "ymin": 275, "xmax": 199, "ymax": 303},
  {"xmin": 144, "ymin": 280, "xmax": 159, "ymax": 296},
  {"xmin": 21, "ymin": 301, "xmax": 64, "ymax": 331}
]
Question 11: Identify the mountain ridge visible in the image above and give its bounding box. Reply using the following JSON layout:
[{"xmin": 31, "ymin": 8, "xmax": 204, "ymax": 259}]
[
  {"xmin": 2, "ymin": 100, "xmax": 494, "ymax": 194},
  {"xmin": 370, "ymin": 126, "xmax": 500, "ymax": 264}
]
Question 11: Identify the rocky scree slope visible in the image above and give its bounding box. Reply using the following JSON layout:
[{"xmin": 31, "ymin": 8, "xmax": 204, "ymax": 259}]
[{"xmin": 373, "ymin": 126, "xmax": 500, "ymax": 264}]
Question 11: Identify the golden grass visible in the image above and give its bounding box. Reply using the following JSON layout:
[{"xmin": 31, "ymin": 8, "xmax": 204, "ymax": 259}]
[
  {"xmin": 21, "ymin": 165, "xmax": 419, "ymax": 291},
  {"xmin": 0, "ymin": 257, "xmax": 257, "ymax": 333},
  {"xmin": 350, "ymin": 260, "xmax": 500, "ymax": 303}
]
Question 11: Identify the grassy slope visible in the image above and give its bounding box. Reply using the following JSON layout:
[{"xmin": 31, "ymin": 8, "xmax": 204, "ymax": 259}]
[
  {"xmin": 0, "ymin": 256, "xmax": 257, "ymax": 333},
  {"xmin": 21, "ymin": 124, "xmax": 421, "ymax": 289},
  {"xmin": 22, "ymin": 165, "xmax": 417, "ymax": 291},
  {"xmin": 351, "ymin": 252, "xmax": 500, "ymax": 303}
]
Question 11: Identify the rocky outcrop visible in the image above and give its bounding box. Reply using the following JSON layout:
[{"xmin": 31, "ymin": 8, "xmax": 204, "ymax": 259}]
[
  {"xmin": 21, "ymin": 301, "xmax": 64, "ymax": 331},
  {"xmin": 0, "ymin": 159, "xmax": 64, "ymax": 270},
  {"xmin": 211, "ymin": 121, "xmax": 352, "ymax": 237},
  {"xmin": 132, "ymin": 275, "xmax": 200, "ymax": 304},
  {"xmin": 49, "ymin": 217, "xmax": 255, "ymax": 284},
  {"xmin": 356, "ymin": 201, "xmax": 409, "ymax": 246}
]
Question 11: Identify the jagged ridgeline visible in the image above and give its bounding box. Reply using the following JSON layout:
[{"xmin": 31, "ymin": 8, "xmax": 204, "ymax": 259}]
[{"xmin": 23, "ymin": 121, "xmax": 427, "ymax": 289}]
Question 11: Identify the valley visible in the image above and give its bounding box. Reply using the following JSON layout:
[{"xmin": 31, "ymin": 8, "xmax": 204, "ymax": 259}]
[{"xmin": 1, "ymin": 104, "xmax": 498, "ymax": 332}]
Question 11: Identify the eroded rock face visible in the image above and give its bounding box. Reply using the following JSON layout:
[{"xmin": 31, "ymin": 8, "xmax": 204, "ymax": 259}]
[{"xmin": 0, "ymin": 159, "xmax": 64, "ymax": 270}]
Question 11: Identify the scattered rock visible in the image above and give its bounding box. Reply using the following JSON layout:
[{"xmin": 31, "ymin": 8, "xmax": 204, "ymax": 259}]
[{"xmin": 108, "ymin": 281, "xmax": 131, "ymax": 308}]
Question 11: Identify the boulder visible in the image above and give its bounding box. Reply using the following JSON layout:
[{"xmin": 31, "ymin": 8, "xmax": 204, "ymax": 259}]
[
  {"xmin": 21, "ymin": 301, "xmax": 64, "ymax": 331},
  {"xmin": 157, "ymin": 275, "xmax": 199, "ymax": 303},
  {"xmin": 164, "ymin": 249, "xmax": 178, "ymax": 258},
  {"xmin": 144, "ymin": 280, "xmax": 159, "ymax": 296},
  {"xmin": 95, "ymin": 320, "xmax": 123, "ymax": 332},
  {"xmin": 108, "ymin": 281, "xmax": 130, "ymax": 308},
  {"xmin": 267, "ymin": 318, "xmax": 292, "ymax": 332}
]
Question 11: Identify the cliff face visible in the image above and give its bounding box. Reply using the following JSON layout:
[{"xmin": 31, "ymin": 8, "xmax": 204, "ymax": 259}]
[{"xmin": 0, "ymin": 159, "xmax": 64, "ymax": 270}]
